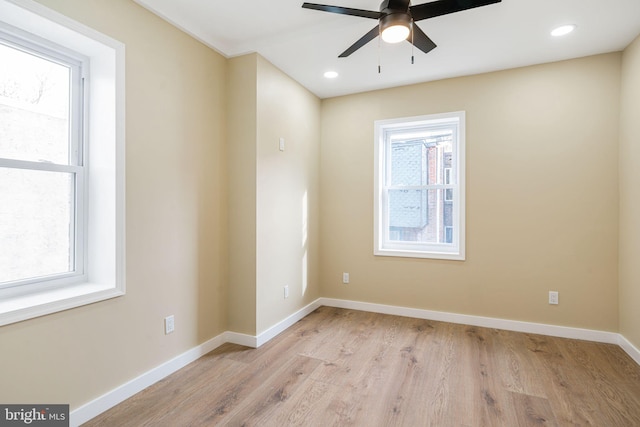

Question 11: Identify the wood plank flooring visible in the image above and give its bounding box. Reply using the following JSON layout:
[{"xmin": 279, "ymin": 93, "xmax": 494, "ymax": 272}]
[{"xmin": 83, "ymin": 307, "xmax": 640, "ymax": 426}]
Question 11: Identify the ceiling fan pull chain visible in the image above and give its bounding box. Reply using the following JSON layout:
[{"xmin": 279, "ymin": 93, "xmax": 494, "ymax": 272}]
[
  {"xmin": 411, "ymin": 20, "xmax": 415, "ymax": 64},
  {"xmin": 378, "ymin": 27, "xmax": 382, "ymax": 74}
]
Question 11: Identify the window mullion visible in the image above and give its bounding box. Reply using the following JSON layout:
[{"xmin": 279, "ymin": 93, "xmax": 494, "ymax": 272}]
[
  {"xmin": 0, "ymin": 158, "xmax": 82, "ymax": 173},
  {"xmin": 387, "ymin": 184, "xmax": 451, "ymax": 191}
]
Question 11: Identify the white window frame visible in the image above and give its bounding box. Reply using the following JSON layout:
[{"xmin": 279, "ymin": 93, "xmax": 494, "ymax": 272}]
[
  {"xmin": 0, "ymin": 0, "xmax": 125, "ymax": 326},
  {"xmin": 0, "ymin": 25, "xmax": 88, "ymax": 293},
  {"xmin": 374, "ymin": 111, "xmax": 465, "ymax": 260}
]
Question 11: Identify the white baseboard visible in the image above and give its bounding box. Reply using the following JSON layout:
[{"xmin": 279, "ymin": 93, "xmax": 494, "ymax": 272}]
[
  {"xmin": 70, "ymin": 332, "xmax": 226, "ymax": 427},
  {"xmin": 224, "ymin": 331, "xmax": 257, "ymax": 348},
  {"xmin": 71, "ymin": 297, "xmax": 639, "ymax": 426},
  {"xmin": 223, "ymin": 299, "xmax": 323, "ymax": 348},
  {"xmin": 256, "ymin": 299, "xmax": 323, "ymax": 347},
  {"xmin": 618, "ymin": 334, "xmax": 640, "ymax": 366},
  {"xmin": 319, "ymin": 298, "xmax": 620, "ymax": 344}
]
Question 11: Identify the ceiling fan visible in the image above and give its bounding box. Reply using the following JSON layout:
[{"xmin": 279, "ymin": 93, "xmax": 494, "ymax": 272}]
[{"xmin": 302, "ymin": 0, "xmax": 502, "ymax": 58}]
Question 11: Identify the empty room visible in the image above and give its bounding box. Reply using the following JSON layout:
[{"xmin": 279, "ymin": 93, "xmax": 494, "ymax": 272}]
[{"xmin": 1, "ymin": 0, "xmax": 640, "ymax": 425}]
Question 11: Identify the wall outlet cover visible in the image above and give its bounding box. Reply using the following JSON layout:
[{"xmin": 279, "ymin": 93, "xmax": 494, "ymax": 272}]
[{"xmin": 165, "ymin": 315, "xmax": 175, "ymax": 334}]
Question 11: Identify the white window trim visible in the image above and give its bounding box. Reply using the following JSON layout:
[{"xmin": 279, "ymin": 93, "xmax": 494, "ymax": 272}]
[
  {"xmin": 0, "ymin": 0, "xmax": 125, "ymax": 326},
  {"xmin": 374, "ymin": 111, "xmax": 465, "ymax": 261}
]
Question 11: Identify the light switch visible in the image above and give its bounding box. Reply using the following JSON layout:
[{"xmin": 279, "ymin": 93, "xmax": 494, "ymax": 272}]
[{"xmin": 279, "ymin": 137, "xmax": 285, "ymax": 151}]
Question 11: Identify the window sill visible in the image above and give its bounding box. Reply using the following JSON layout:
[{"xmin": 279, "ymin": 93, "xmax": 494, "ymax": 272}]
[
  {"xmin": 375, "ymin": 248, "xmax": 465, "ymax": 261},
  {"xmin": 0, "ymin": 282, "xmax": 124, "ymax": 327}
]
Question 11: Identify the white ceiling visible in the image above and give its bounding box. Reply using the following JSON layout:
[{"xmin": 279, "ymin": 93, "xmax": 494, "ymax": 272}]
[{"xmin": 134, "ymin": 0, "xmax": 640, "ymax": 99}]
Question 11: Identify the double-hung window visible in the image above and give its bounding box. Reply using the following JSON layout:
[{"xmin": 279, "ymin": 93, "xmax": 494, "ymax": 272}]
[
  {"xmin": 374, "ymin": 111, "xmax": 465, "ymax": 260},
  {"xmin": 0, "ymin": 0, "xmax": 125, "ymax": 326},
  {"xmin": 0, "ymin": 28, "xmax": 86, "ymax": 291}
]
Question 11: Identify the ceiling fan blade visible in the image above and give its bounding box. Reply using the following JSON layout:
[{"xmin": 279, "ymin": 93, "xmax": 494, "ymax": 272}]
[
  {"xmin": 410, "ymin": 24, "xmax": 437, "ymax": 54},
  {"xmin": 410, "ymin": 0, "xmax": 501, "ymax": 22},
  {"xmin": 339, "ymin": 26, "xmax": 379, "ymax": 58},
  {"xmin": 302, "ymin": 3, "xmax": 382, "ymax": 19}
]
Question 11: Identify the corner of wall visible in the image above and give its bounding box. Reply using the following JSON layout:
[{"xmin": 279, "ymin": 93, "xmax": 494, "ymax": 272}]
[
  {"xmin": 254, "ymin": 56, "xmax": 322, "ymax": 334},
  {"xmin": 618, "ymin": 33, "xmax": 640, "ymax": 350},
  {"xmin": 226, "ymin": 54, "xmax": 258, "ymax": 335}
]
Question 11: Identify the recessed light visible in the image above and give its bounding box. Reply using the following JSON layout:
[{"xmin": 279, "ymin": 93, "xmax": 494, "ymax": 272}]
[
  {"xmin": 551, "ymin": 24, "xmax": 576, "ymax": 37},
  {"xmin": 324, "ymin": 71, "xmax": 339, "ymax": 79}
]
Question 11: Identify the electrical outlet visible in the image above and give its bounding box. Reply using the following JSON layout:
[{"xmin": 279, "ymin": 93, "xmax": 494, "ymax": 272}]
[
  {"xmin": 549, "ymin": 291, "xmax": 559, "ymax": 305},
  {"xmin": 284, "ymin": 285, "xmax": 289, "ymax": 299},
  {"xmin": 165, "ymin": 315, "xmax": 175, "ymax": 334},
  {"xmin": 343, "ymin": 272, "xmax": 349, "ymax": 284}
]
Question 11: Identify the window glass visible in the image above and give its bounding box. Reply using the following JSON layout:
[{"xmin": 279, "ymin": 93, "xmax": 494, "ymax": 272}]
[
  {"xmin": 0, "ymin": 167, "xmax": 74, "ymax": 284},
  {"xmin": 388, "ymin": 188, "xmax": 452, "ymax": 245},
  {"xmin": 0, "ymin": 42, "xmax": 71, "ymax": 165},
  {"xmin": 386, "ymin": 130, "xmax": 455, "ymax": 246}
]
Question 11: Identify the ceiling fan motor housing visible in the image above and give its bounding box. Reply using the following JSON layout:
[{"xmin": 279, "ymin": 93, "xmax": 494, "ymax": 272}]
[
  {"xmin": 379, "ymin": 12, "xmax": 412, "ymax": 42},
  {"xmin": 379, "ymin": 0, "xmax": 408, "ymax": 12}
]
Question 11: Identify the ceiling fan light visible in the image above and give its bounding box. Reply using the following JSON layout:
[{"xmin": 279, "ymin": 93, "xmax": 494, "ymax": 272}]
[
  {"xmin": 381, "ymin": 25, "xmax": 410, "ymax": 44},
  {"xmin": 380, "ymin": 13, "xmax": 411, "ymax": 44}
]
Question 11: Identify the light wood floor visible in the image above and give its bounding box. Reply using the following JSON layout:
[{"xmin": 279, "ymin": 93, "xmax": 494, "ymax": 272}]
[{"xmin": 84, "ymin": 307, "xmax": 640, "ymax": 426}]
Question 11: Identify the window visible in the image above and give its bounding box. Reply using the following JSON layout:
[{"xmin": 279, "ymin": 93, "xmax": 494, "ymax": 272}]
[
  {"xmin": 374, "ymin": 112, "xmax": 465, "ymax": 260},
  {"xmin": 0, "ymin": 0, "xmax": 125, "ymax": 326},
  {"xmin": 0, "ymin": 28, "xmax": 86, "ymax": 290}
]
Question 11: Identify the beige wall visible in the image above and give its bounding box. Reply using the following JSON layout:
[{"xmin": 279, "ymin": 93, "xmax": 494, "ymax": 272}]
[
  {"xmin": 0, "ymin": 0, "xmax": 228, "ymax": 409},
  {"xmin": 256, "ymin": 56, "xmax": 321, "ymax": 333},
  {"xmin": 619, "ymin": 35, "xmax": 640, "ymax": 349},
  {"xmin": 320, "ymin": 53, "xmax": 621, "ymax": 331},
  {"xmin": 226, "ymin": 53, "xmax": 322, "ymax": 335},
  {"xmin": 227, "ymin": 54, "xmax": 258, "ymax": 335}
]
